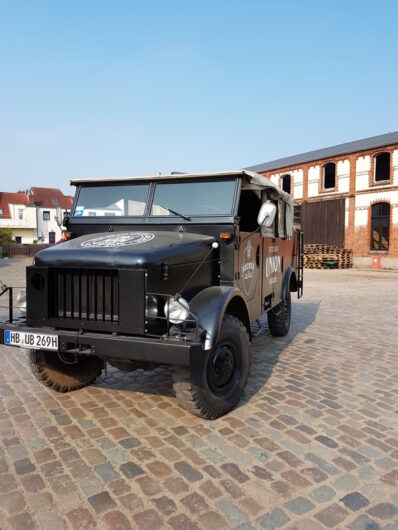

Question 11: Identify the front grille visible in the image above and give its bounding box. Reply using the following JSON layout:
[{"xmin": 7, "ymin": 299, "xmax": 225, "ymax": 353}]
[{"xmin": 54, "ymin": 268, "xmax": 119, "ymax": 322}]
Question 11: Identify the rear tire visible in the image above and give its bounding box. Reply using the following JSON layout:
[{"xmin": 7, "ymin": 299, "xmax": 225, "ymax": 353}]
[
  {"xmin": 268, "ymin": 290, "xmax": 291, "ymax": 336},
  {"xmin": 30, "ymin": 350, "xmax": 103, "ymax": 392},
  {"xmin": 172, "ymin": 315, "xmax": 250, "ymax": 419}
]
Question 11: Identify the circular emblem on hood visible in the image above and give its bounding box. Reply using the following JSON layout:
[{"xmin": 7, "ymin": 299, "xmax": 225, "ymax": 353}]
[{"xmin": 81, "ymin": 232, "xmax": 155, "ymax": 248}]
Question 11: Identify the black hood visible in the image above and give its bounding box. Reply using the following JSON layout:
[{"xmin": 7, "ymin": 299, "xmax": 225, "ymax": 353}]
[{"xmin": 34, "ymin": 230, "xmax": 216, "ymax": 268}]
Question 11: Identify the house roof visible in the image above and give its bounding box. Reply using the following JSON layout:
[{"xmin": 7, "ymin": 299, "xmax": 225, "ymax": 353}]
[
  {"xmin": 29, "ymin": 187, "xmax": 73, "ymax": 209},
  {"xmin": 0, "ymin": 192, "xmax": 29, "ymax": 219},
  {"xmin": 246, "ymin": 131, "xmax": 398, "ymax": 173}
]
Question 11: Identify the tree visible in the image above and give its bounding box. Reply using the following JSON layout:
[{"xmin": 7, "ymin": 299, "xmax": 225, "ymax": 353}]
[{"xmin": 0, "ymin": 228, "xmax": 14, "ymax": 244}]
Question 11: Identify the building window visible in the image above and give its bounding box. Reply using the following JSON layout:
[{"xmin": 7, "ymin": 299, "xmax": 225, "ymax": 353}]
[
  {"xmin": 374, "ymin": 152, "xmax": 390, "ymax": 182},
  {"xmin": 371, "ymin": 202, "xmax": 390, "ymax": 251},
  {"xmin": 282, "ymin": 174, "xmax": 291, "ymax": 194},
  {"xmin": 43, "ymin": 211, "xmax": 50, "ymax": 221},
  {"xmin": 49, "ymin": 231, "xmax": 56, "ymax": 244},
  {"xmin": 323, "ymin": 162, "xmax": 336, "ymax": 190},
  {"xmin": 51, "ymin": 197, "xmax": 58, "ymax": 205},
  {"xmin": 15, "ymin": 236, "xmax": 22, "ymax": 243},
  {"xmin": 0, "ymin": 208, "xmax": 3, "ymax": 216},
  {"xmin": 18, "ymin": 208, "xmax": 24, "ymax": 220}
]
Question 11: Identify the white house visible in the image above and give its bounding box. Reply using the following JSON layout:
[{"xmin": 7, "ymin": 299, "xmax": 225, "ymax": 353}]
[
  {"xmin": 29, "ymin": 187, "xmax": 73, "ymax": 243},
  {"xmin": 0, "ymin": 192, "xmax": 37, "ymax": 243}
]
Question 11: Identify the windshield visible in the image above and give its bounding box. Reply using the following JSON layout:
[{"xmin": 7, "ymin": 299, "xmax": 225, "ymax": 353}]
[
  {"xmin": 74, "ymin": 183, "xmax": 150, "ymax": 217},
  {"xmin": 151, "ymin": 179, "xmax": 236, "ymax": 216}
]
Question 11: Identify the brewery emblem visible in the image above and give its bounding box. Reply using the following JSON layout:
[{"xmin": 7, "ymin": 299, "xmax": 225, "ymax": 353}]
[
  {"xmin": 81, "ymin": 232, "xmax": 155, "ymax": 248},
  {"xmin": 241, "ymin": 240, "xmax": 255, "ymax": 295}
]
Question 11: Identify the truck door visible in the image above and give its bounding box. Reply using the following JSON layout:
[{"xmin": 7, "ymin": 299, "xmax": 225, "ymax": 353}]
[
  {"xmin": 236, "ymin": 190, "xmax": 263, "ymax": 321},
  {"xmin": 261, "ymin": 199, "xmax": 284, "ymax": 308},
  {"xmin": 271, "ymin": 200, "xmax": 286, "ymax": 306}
]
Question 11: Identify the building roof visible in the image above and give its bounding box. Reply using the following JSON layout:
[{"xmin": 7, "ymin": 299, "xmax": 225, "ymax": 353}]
[
  {"xmin": 29, "ymin": 187, "xmax": 73, "ymax": 209},
  {"xmin": 246, "ymin": 131, "xmax": 398, "ymax": 173},
  {"xmin": 0, "ymin": 192, "xmax": 29, "ymax": 219}
]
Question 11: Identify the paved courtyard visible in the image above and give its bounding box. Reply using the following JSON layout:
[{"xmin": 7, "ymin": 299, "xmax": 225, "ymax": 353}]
[{"xmin": 0, "ymin": 258, "xmax": 397, "ymax": 529}]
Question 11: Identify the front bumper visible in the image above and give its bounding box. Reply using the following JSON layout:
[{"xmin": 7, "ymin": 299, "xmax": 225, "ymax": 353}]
[{"xmin": 0, "ymin": 322, "xmax": 203, "ymax": 368}]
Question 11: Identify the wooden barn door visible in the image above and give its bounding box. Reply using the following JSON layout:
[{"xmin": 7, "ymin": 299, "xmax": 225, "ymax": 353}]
[{"xmin": 302, "ymin": 198, "xmax": 345, "ymax": 247}]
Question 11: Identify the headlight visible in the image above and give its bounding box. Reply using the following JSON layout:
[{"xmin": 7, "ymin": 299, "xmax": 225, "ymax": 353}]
[
  {"xmin": 164, "ymin": 297, "xmax": 190, "ymax": 324},
  {"xmin": 146, "ymin": 295, "xmax": 158, "ymax": 318},
  {"xmin": 17, "ymin": 288, "xmax": 26, "ymax": 313}
]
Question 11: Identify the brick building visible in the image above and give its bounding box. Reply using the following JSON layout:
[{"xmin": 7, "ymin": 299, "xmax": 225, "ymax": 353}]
[{"xmin": 247, "ymin": 131, "xmax": 398, "ymax": 268}]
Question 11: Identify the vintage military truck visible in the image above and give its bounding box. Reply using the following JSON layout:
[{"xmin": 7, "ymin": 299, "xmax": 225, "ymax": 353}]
[{"xmin": 0, "ymin": 171, "xmax": 303, "ymax": 419}]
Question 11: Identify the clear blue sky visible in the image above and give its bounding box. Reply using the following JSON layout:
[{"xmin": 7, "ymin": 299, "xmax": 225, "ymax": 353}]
[{"xmin": 1, "ymin": 0, "xmax": 397, "ymax": 194}]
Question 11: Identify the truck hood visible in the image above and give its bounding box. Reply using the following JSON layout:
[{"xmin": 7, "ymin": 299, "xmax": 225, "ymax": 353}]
[{"xmin": 34, "ymin": 230, "xmax": 216, "ymax": 268}]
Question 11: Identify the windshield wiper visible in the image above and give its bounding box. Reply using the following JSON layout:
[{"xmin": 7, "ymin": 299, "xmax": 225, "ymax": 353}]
[{"xmin": 158, "ymin": 204, "xmax": 191, "ymax": 221}]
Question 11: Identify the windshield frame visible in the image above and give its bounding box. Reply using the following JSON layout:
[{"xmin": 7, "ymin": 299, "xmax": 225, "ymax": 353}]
[{"xmin": 71, "ymin": 177, "xmax": 240, "ymax": 223}]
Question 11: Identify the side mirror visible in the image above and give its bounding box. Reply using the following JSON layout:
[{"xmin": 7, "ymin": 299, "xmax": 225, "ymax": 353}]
[
  {"xmin": 257, "ymin": 203, "xmax": 277, "ymax": 227},
  {"xmin": 63, "ymin": 212, "xmax": 70, "ymax": 227}
]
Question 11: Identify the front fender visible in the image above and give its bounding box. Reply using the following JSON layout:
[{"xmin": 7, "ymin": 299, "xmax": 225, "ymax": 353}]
[
  {"xmin": 283, "ymin": 266, "xmax": 297, "ymax": 300},
  {"xmin": 189, "ymin": 286, "xmax": 251, "ymax": 350}
]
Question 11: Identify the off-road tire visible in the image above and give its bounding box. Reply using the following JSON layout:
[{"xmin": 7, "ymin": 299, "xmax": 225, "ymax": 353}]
[
  {"xmin": 268, "ymin": 290, "xmax": 291, "ymax": 337},
  {"xmin": 172, "ymin": 314, "xmax": 251, "ymax": 419},
  {"xmin": 30, "ymin": 350, "xmax": 103, "ymax": 392}
]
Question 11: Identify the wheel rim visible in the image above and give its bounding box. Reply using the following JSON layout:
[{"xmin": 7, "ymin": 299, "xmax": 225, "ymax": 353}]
[{"xmin": 207, "ymin": 343, "xmax": 239, "ymax": 395}]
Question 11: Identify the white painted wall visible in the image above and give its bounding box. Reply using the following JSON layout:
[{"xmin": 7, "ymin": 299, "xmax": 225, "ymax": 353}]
[
  {"xmin": 393, "ymin": 149, "xmax": 398, "ymax": 186},
  {"xmin": 37, "ymin": 207, "xmax": 68, "ymax": 243},
  {"xmin": 292, "ymin": 169, "xmax": 303, "ymax": 199},
  {"xmin": 355, "ymin": 155, "xmax": 371, "ymax": 191},
  {"xmin": 337, "ymin": 159, "xmax": 350, "ymax": 193},
  {"xmin": 308, "ymin": 165, "xmax": 320, "ymax": 197},
  {"xmin": 0, "ymin": 204, "xmax": 37, "ymax": 243},
  {"xmin": 269, "ymin": 174, "xmax": 280, "ymax": 186}
]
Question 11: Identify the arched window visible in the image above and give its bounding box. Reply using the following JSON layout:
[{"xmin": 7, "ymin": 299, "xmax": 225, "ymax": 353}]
[
  {"xmin": 323, "ymin": 163, "xmax": 336, "ymax": 190},
  {"xmin": 282, "ymin": 174, "xmax": 291, "ymax": 194},
  {"xmin": 371, "ymin": 202, "xmax": 390, "ymax": 251},
  {"xmin": 374, "ymin": 152, "xmax": 390, "ymax": 182}
]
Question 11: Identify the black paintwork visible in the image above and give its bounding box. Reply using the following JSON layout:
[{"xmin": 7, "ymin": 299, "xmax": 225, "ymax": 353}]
[{"xmin": 34, "ymin": 230, "xmax": 216, "ymax": 268}]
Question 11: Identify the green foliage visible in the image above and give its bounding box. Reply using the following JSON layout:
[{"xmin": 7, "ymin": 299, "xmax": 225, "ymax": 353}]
[{"xmin": 0, "ymin": 228, "xmax": 14, "ymax": 244}]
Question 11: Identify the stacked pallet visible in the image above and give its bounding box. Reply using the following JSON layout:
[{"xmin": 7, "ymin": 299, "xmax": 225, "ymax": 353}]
[{"xmin": 304, "ymin": 244, "xmax": 353, "ymax": 269}]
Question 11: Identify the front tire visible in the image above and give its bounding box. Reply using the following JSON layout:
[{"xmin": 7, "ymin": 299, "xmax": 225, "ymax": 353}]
[
  {"xmin": 30, "ymin": 350, "xmax": 103, "ymax": 392},
  {"xmin": 268, "ymin": 290, "xmax": 291, "ymax": 336},
  {"xmin": 172, "ymin": 315, "xmax": 251, "ymax": 419}
]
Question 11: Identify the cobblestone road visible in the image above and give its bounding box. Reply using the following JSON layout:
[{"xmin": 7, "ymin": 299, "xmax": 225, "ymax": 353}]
[{"xmin": 0, "ymin": 258, "xmax": 397, "ymax": 529}]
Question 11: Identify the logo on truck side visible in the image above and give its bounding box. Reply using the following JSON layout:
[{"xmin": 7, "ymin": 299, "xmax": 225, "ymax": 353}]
[
  {"xmin": 81, "ymin": 232, "xmax": 155, "ymax": 248},
  {"xmin": 241, "ymin": 240, "xmax": 255, "ymax": 295}
]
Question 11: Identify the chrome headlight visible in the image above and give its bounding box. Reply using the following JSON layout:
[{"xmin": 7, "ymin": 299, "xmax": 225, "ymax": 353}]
[
  {"xmin": 164, "ymin": 297, "xmax": 190, "ymax": 324},
  {"xmin": 17, "ymin": 288, "xmax": 26, "ymax": 313},
  {"xmin": 145, "ymin": 295, "xmax": 158, "ymax": 319}
]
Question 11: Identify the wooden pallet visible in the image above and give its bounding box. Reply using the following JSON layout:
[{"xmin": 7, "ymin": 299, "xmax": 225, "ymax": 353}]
[{"xmin": 303, "ymin": 244, "xmax": 353, "ymax": 269}]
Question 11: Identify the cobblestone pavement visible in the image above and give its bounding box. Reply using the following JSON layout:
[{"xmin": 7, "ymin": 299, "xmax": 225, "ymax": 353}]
[{"xmin": 0, "ymin": 258, "xmax": 397, "ymax": 529}]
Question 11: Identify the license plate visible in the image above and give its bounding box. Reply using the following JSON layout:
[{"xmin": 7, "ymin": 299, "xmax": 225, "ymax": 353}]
[{"xmin": 4, "ymin": 330, "xmax": 58, "ymax": 351}]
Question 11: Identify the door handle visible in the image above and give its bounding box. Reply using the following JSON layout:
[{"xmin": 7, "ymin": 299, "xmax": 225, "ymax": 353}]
[{"xmin": 256, "ymin": 245, "xmax": 260, "ymax": 267}]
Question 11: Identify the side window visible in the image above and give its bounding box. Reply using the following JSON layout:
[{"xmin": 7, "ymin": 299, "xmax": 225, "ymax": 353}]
[
  {"xmin": 323, "ymin": 162, "xmax": 336, "ymax": 190},
  {"xmin": 237, "ymin": 190, "xmax": 262, "ymax": 232},
  {"xmin": 374, "ymin": 152, "xmax": 390, "ymax": 182},
  {"xmin": 278, "ymin": 201, "xmax": 285, "ymax": 239}
]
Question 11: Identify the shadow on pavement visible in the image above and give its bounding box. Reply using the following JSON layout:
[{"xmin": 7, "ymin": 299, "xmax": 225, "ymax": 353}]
[{"xmin": 240, "ymin": 301, "xmax": 320, "ymax": 404}]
